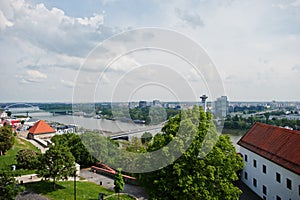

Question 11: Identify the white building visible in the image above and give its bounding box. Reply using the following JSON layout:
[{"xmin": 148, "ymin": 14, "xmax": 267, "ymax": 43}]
[
  {"xmin": 238, "ymin": 122, "xmax": 300, "ymax": 200},
  {"xmin": 214, "ymin": 96, "xmax": 228, "ymax": 118}
]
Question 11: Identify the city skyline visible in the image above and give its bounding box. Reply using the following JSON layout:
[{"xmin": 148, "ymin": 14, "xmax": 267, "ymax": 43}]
[{"xmin": 1, "ymin": 0, "xmax": 300, "ymax": 102}]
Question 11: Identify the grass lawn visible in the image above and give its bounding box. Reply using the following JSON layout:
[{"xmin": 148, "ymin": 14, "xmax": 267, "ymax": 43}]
[
  {"xmin": 0, "ymin": 137, "xmax": 40, "ymax": 174},
  {"xmin": 25, "ymin": 181, "xmax": 135, "ymax": 200}
]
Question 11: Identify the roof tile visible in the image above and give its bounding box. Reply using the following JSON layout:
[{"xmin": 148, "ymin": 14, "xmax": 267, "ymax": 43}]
[
  {"xmin": 238, "ymin": 122, "xmax": 300, "ymax": 175},
  {"xmin": 28, "ymin": 120, "xmax": 55, "ymax": 135}
]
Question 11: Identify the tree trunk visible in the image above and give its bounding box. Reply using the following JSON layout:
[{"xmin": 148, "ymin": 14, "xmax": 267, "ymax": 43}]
[{"xmin": 53, "ymin": 178, "xmax": 56, "ymax": 190}]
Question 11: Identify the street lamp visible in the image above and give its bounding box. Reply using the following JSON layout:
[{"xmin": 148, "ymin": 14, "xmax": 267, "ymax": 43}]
[{"xmin": 74, "ymin": 170, "xmax": 76, "ymax": 200}]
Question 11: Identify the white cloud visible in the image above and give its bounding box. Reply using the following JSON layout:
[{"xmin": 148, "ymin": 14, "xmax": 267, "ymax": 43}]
[
  {"xmin": 0, "ymin": 10, "xmax": 13, "ymax": 30},
  {"xmin": 61, "ymin": 79, "xmax": 75, "ymax": 88},
  {"xmin": 22, "ymin": 70, "xmax": 47, "ymax": 83},
  {"xmin": 175, "ymin": 8, "xmax": 204, "ymax": 28}
]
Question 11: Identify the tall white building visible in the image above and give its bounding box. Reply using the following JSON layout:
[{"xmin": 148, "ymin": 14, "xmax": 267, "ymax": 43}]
[
  {"xmin": 214, "ymin": 96, "xmax": 228, "ymax": 118},
  {"xmin": 238, "ymin": 122, "xmax": 300, "ymax": 200}
]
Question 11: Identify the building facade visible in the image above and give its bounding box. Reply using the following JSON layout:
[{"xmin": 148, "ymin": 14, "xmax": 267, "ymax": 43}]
[
  {"xmin": 214, "ymin": 96, "xmax": 228, "ymax": 118},
  {"xmin": 27, "ymin": 120, "xmax": 56, "ymax": 139},
  {"xmin": 238, "ymin": 123, "xmax": 300, "ymax": 200}
]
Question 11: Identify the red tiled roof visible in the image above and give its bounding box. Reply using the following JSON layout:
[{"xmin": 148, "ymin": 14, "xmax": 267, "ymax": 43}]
[
  {"xmin": 238, "ymin": 122, "xmax": 300, "ymax": 175},
  {"xmin": 28, "ymin": 120, "xmax": 55, "ymax": 135}
]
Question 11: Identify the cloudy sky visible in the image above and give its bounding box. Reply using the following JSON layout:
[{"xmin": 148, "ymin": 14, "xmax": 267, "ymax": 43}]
[{"xmin": 0, "ymin": 0, "xmax": 300, "ymax": 102}]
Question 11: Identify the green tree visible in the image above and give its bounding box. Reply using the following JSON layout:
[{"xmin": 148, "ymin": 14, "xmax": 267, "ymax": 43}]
[
  {"xmin": 139, "ymin": 106, "xmax": 244, "ymax": 199},
  {"xmin": 0, "ymin": 125, "xmax": 14, "ymax": 156},
  {"xmin": 16, "ymin": 149, "xmax": 40, "ymax": 170},
  {"xmin": 141, "ymin": 132, "xmax": 153, "ymax": 144},
  {"xmin": 51, "ymin": 133, "xmax": 97, "ymax": 166},
  {"xmin": 264, "ymin": 112, "xmax": 270, "ymax": 124},
  {"xmin": 114, "ymin": 168, "xmax": 124, "ymax": 199},
  {"xmin": 0, "ymin": 171, "xmax": 24, "ymax": 200},
  {"xmin": 37, "ymin": 143, "xmax": 75, "ymax": 190},
  {"xmin": 6, "ymin": 111, "xmax": 12, "ymax": 117}
]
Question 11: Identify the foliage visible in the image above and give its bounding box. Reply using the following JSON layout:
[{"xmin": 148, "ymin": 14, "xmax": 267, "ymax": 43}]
[
  {"xmin": 138, "ymin": 106, "xmax": 244, "ymax": 199},
  {"xmin": 0, "ymin": 125, "xmax": 14, "ymax": 156},
  {"xmin": 37, "ymin": 143, "xmax": 75, "ymax": 190},
  {"xmin": 141, "ymin": 132, "xmax": 153, "ymax": 144},
  {"xmin": 24, "ymin": 181, "xmax": 134, "ymax": 200},
  {"xmin": 0, "ymin": 170, "xmax": 24, "ymax": 200},
  {"xmin": 51, "ymin": 133, "xmax": 97, "ymax": 166},
  {"xmin": 124, "ymin": 137, "xmax": 146, "ymax": 153},
  {"xmin": 114, "ymin": 168, "xmax": 125, "ymax": 194},
  {"xmin": 0, "ymin": 137, "xmax": 39, "ymax": 173},
  {"xmin": 79, "ymin": 132, "xmax": 120, "ymax": 166},
  {"xmin": 16, "ymin": 149, "xmax": 40, "ymax": 170},
  {"xmin": 224, "ymin": 114, "xmax": 300, "ymax": 131}
]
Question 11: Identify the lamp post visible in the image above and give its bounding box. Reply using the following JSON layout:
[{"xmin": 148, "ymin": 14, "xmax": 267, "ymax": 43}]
[{"xmin": 74, "ymin": 170, "xmax": 76, "ymax": 200}]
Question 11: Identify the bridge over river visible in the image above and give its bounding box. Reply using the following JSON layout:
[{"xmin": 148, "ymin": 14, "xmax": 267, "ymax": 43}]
[{"xmin": 108, "ymin": 123, "xmax": 165, "ymax": 141}]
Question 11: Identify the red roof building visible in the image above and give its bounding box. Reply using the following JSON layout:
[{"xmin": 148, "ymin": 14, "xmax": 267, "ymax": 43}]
[
  {"xmin": 238, "ymin": 122, "xmax": 300, "ymax": 200},
  {"xmin": 27, "ymin": 120, "xmax": 56, "ymax": 139}
]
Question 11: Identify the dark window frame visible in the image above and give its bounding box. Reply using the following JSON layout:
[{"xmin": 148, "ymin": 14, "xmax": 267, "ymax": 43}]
[
  {"xmin": 286, "ymin": 178, "xmax": 292, "ymax": 190},
  {"xmin": 276, "ymin": 172, "xmax": 281, "ymax": 183},
  {"xmin": 276, "ymin": 195, "xmax": 281, "ymax": 200},
  {"xmin": 253, "ymin": 178, "xmax": 257, "ymax": 187},
  {"xmin": 263, "ymin": 185, "xmax": 267, "ymax": 195},
  {"xmin": 262, "ymin": 164, "xmax": 267, "ymax": 174},
  {"xmin": 253, "ymin": 159, "xmax": 257, "ymax": 168}
]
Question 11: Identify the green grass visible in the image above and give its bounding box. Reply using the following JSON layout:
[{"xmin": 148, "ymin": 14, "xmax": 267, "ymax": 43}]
[
  {"xmin": 0, "ymin": 137, "xmax": 40, "ymax": 174},
  {"xmin": 25, "ymin": 181, "xmax": 135, "ymax": 200}
]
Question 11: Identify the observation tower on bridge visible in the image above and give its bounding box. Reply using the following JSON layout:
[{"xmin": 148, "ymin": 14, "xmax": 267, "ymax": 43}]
[{"xmin": 200, "ymin": 94, "xmax": 208, "ymax": 112}]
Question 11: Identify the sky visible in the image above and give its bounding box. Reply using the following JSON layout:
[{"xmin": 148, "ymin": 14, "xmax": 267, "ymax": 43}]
[{"xmin": 0, "ymin": 0, "xmax": 300, "ymax": 102}]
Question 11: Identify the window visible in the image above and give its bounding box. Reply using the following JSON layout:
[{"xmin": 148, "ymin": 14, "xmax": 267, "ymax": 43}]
[
  {"xmin": 276, "ymin": 172, "xmax": 281, "ymax": 183},
  {"xmin": 244, "ymin": 172, "xmax": 248, "ymax": 180},
  {"xmin": 262, "ymin": 185, "xmax": 267, "ymax": 195},
  {"xmin": 286, "ymin": 178, "xmax": 292, "ymax": 190},
  {"xmin": 253, "ymin": 159, "xmax": 257, "ymax": 168},
  {"xmin": 262, "ymin": 165, "xmax": 267, "ymax": 174},
  {"xmin": 276, "ymin": 195, "xmax": 281, "ymax": 200},
  {"xmin": 253, "ymin": 178, "xmax": 257, "ymax": 187},
  {"xmin": 245, "ymin": 154, "xmax": 248, "ymax": 162}
]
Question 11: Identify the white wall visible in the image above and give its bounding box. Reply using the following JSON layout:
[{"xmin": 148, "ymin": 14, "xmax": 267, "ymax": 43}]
[{"xmin": 240, "ymin": 147, "xmax": 300, "ymax": 200}]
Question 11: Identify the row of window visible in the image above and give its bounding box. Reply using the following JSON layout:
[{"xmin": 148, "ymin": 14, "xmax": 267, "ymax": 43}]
[
  {"xmin": 243, "ymin": 153, "xmax": 300, "ymax": 197},
  {"xmin": 244, "ymin": 155, "xmax": 267, "ymax": 173},
  {"xmin": 244, "ymin": 173, "xmax": 300, "ymax": 198},
  {"xmin": 244, "ymin": 169, "xmax": 296, "ymax": 190}
]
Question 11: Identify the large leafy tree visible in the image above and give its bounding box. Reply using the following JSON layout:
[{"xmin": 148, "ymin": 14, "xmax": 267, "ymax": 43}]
[
  {"xmin": 16, "ymin": 149, "xmax": 40, "ymax": 170},
  {"xmin": 37, "ymin": 143, "xmax": 75, "ymax": 190},
  {"xmin": 139, "ymin": 106, "xmax": 244, "ymax": 200},
  {"xmin": 0, "ymin": 171, "xmax": 24, "ymax": 200},
  {"xmin": 51, "ymin": 133, "xmax": 97, "ymax": 166},
  {"xmin": 0, "ymin": 125, "xmax": 14, "ymax": 156}
]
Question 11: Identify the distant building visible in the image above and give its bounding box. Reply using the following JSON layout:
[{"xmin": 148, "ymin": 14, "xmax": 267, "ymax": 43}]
[
  {"xmin": 0, "ymin": 111, "xmax": 7, "ymax": 118},
  {"xmin": 27, "ymin": 120, "xmax": 56, "ymax": 139},
  {"xmin": 139, "ymin": 101, "xmax": 147, "ymax": 108},
  {"xmin": 214, "ymin": 96, "xmax": 228, "ymax": 118},
  {"xmin": 238, "ymin": 122, "xmax": 300, "ymax": 200},
  {"xmin": 152, "ymin": 100, "xmax": 161, "ymax": 107}
]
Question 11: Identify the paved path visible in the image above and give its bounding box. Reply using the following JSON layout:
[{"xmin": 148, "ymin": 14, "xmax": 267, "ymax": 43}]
[
  {"xmin": 80, "ymin": 168, "xmax": 149, "ymax": 200},
  {"xmin": 18, "ymin": 135, "xmax": 48, "ymax": 153}
]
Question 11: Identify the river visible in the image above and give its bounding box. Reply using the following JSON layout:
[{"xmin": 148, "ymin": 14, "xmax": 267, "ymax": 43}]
[
  {"xmin": 37, "ymin": 114, "xmax": 146, "ymax": 133},
  {"xmin": 31, "ymin": 112, "xmax": 242, "ymax": 151}
]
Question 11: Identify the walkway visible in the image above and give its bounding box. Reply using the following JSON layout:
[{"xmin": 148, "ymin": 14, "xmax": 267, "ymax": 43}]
[{"xmin": 17, "ymin": 133, "xmax": 48, "ymax": 153}]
